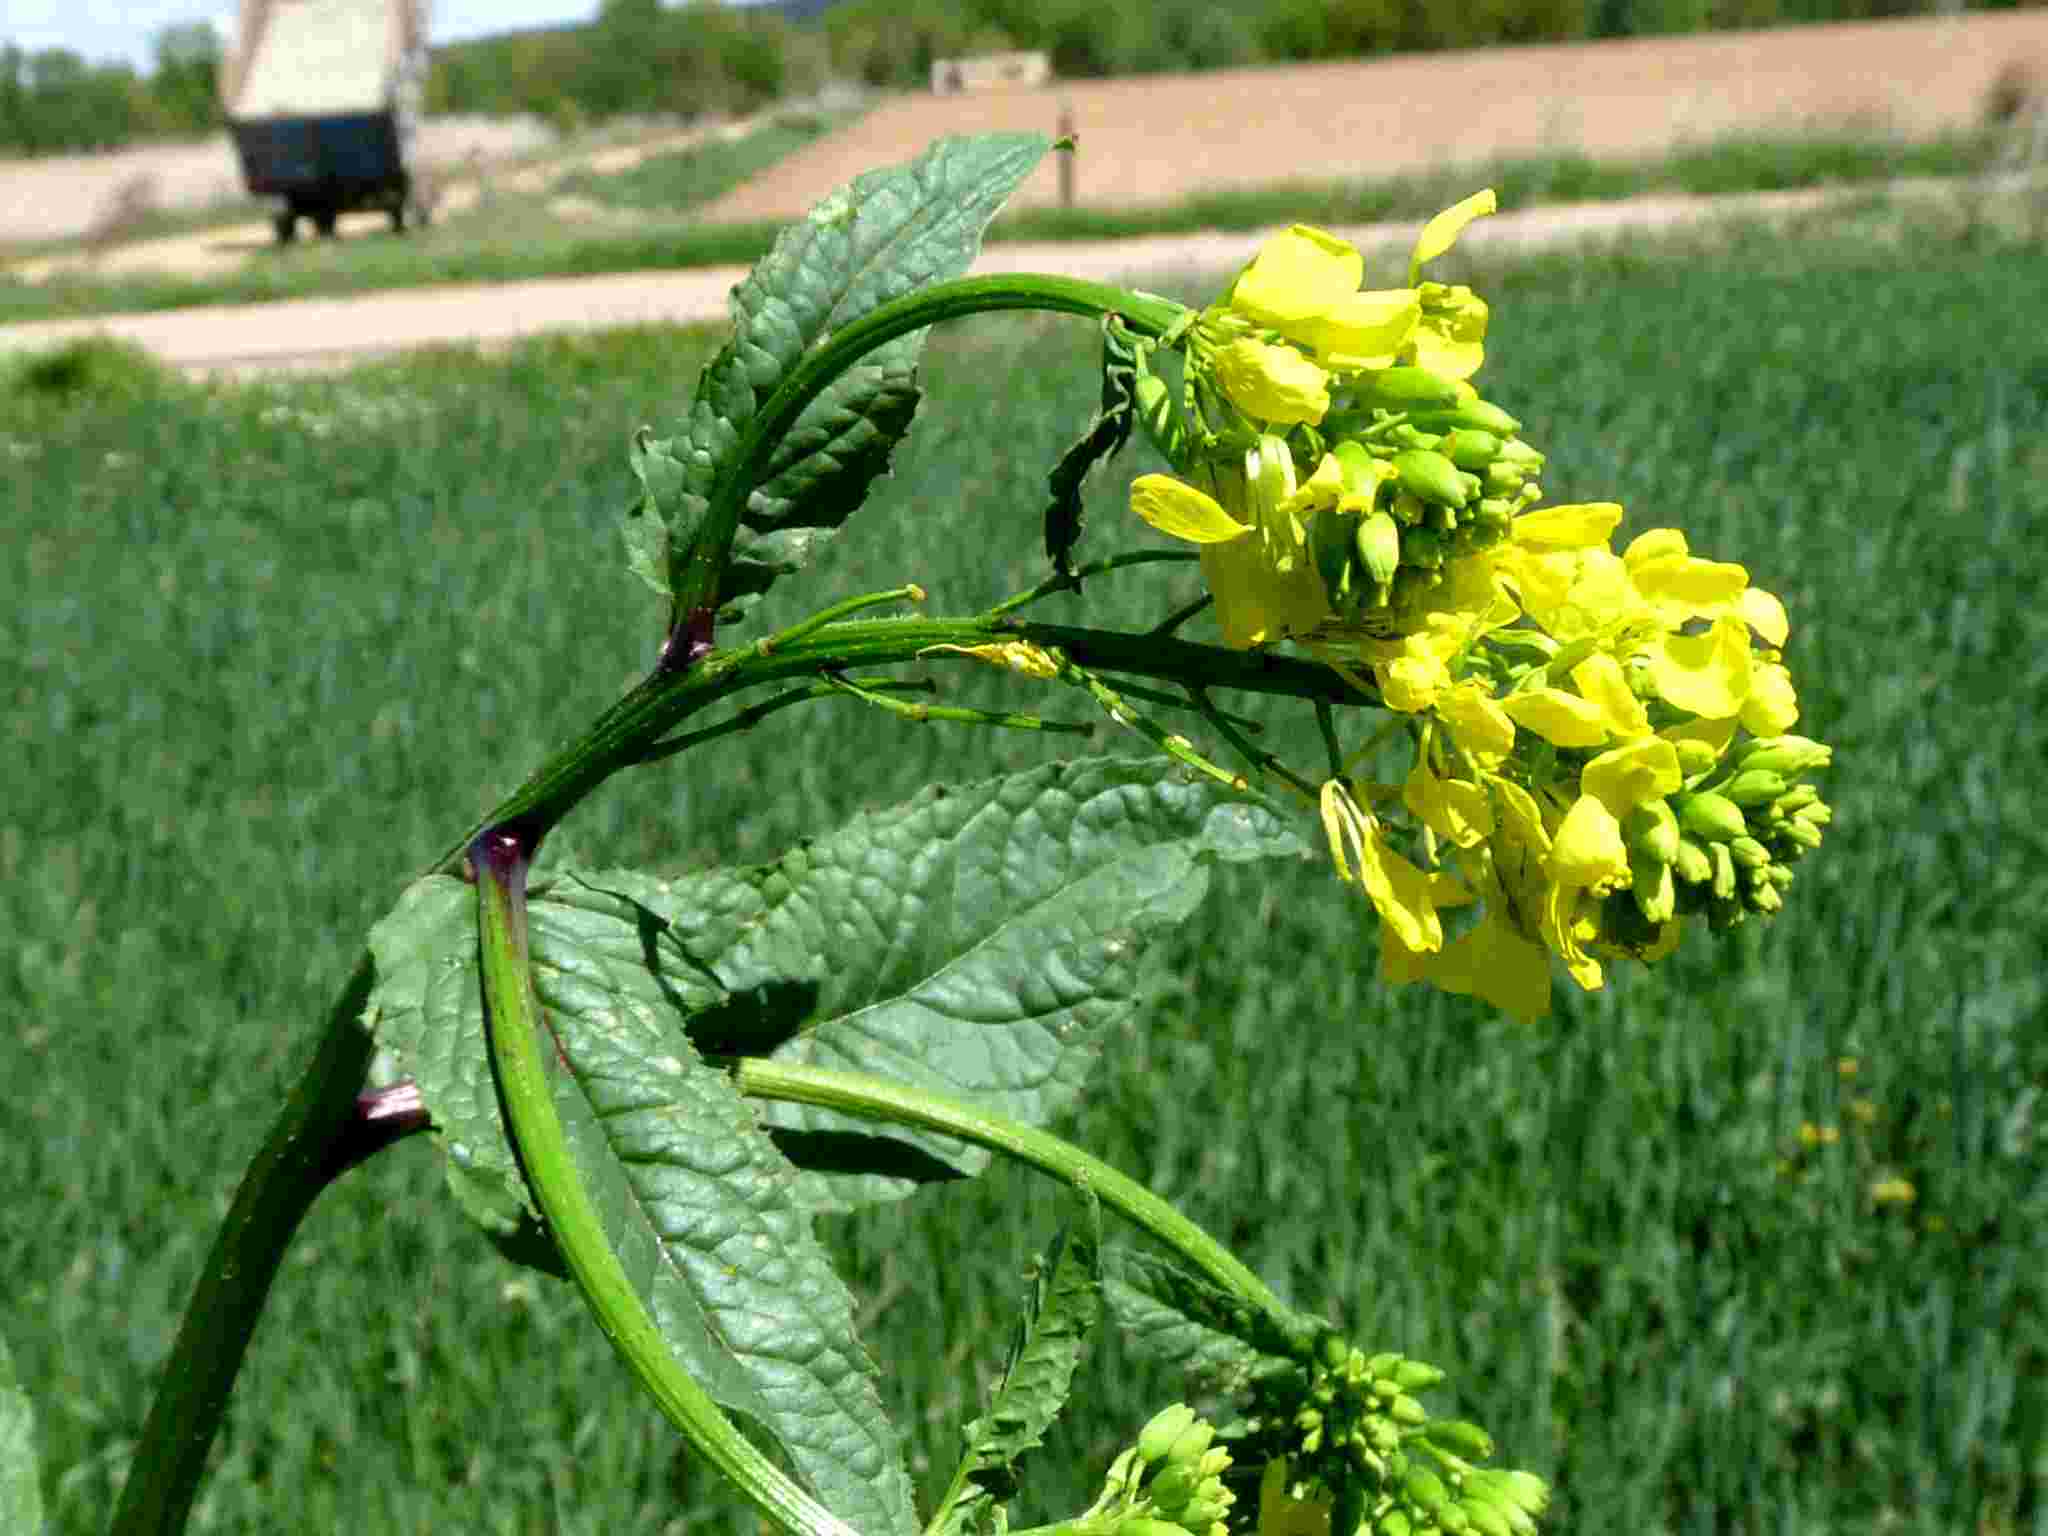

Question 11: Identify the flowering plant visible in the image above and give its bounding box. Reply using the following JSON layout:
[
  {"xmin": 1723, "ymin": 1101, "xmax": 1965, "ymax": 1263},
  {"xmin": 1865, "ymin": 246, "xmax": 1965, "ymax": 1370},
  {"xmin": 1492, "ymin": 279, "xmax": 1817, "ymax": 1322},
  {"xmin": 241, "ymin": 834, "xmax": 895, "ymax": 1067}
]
[{"xmin": 75, "ymin": 137, "xmax": 1830, "ymax": 1536}]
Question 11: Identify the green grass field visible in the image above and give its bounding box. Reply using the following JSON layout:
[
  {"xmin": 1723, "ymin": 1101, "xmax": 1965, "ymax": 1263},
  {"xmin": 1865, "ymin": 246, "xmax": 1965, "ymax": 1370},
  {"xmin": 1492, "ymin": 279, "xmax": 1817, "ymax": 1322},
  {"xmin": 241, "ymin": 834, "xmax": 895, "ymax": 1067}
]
[
  {"xmin": 1, "ymin": 126, "xmax": 2033, "ymax": 327},
  {"xmin": 4, "ymin": 210, "xmax": 2045, "ymax": 1534}
]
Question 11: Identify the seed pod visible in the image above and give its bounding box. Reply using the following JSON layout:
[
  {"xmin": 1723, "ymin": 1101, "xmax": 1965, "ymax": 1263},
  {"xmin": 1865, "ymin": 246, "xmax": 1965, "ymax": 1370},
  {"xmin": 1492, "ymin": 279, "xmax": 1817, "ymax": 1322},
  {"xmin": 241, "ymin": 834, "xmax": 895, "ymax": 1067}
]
[
  {"xmin": 1437, "ymin": 428, "xmax": 1503, "ymax": 470},
  {"xmin": 1354, "ymin": 365, "xmax": 1462, "ymax": 411},
  {"xmin": 1356, "ymin": 511, "xmax": 1402, "ymax": 599},
  {"xmin": 1721, "ymin": 768, "xmax": 1790, "ymax": 807},
  {"xmin": 1679, "ymin": 792, "xmax": 1748, "ymax": 844},
  {"xmin": 1393, "ymin": 448, "xmax": 1469, "ymax": 507}
]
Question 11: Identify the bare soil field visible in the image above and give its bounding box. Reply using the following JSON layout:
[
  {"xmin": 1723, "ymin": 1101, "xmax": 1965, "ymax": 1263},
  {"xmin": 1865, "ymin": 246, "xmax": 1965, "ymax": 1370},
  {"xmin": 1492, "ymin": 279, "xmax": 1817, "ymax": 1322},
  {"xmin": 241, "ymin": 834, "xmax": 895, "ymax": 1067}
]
[{"xmin": 705, "ymin": 11, "xmax": 2048, "ymax": 222}]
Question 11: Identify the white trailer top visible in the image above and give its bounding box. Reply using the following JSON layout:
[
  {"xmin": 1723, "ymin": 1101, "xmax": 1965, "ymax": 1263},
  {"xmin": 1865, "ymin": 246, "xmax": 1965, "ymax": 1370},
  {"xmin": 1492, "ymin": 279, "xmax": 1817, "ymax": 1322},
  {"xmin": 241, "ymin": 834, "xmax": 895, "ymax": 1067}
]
[{"xmin": 223, "ymin": 0, "xmax": 427, "ymax": 120}]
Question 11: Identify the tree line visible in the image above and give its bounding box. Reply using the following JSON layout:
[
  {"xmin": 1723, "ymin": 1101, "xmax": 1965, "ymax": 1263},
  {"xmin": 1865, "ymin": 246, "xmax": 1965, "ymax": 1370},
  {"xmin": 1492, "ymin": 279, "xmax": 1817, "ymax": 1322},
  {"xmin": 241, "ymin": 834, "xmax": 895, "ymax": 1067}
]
[{"xmin": 2, "ymin": 0, "xmax": 2029, "ymax": 158}]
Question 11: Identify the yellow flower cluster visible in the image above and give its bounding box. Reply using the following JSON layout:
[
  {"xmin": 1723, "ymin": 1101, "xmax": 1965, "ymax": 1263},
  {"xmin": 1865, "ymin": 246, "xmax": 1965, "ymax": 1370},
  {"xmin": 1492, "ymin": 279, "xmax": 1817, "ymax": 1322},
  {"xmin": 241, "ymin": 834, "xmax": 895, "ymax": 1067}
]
[{"xmin": 1125, "ymin": 195, "xmax": 1835, "ymax": 1019}]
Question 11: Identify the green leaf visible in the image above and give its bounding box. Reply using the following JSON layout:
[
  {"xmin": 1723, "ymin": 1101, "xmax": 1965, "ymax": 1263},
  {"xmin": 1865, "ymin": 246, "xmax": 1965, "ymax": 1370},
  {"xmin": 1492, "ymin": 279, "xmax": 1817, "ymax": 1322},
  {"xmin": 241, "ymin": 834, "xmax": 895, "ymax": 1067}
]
[
  {"xmin": 590, "ymin": 757, "xmax": 1308, "ymax": 1210},
  {"xmin": 960, "ymin": 1192, "xmax": 1101, "ymax": 1484},
  {"xmin": 371, "ymin": 875, "xmax": 919, "ymax": 1536},
  {"xmin": 621, "ymin": 428, "xmax": 680, "ymax": 598},
  {"xmin": 648, "ymin": 132, "xmax": 1051, "ymax": 607},
  {"xmin": 1103, "ymin": 1247, "xmax": 1305, "ymax": 1395},
  {"xmin": 1044, "ymin": 315, "xmax": 1140, "ymax": 578},
  {"xmin": 0, "ymin": 1330, "xmax": 43, "ymax": 1536}
]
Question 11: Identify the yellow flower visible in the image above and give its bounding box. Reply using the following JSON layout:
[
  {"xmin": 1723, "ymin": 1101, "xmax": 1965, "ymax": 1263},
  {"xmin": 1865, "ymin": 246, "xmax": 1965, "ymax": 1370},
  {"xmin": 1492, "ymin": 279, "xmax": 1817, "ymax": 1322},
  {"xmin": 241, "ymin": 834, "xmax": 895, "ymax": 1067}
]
[
  {"xmin": 1408, "ymin": 188, "xmax": 1497, "ymax": 282},
  {"xmin": 1258, "ymin": 1460, "xmax": 1331, "ymax": 1536},
  {"xmin": 1128, "ymin": 463, "xmax": 1330, "ymax": 648},
  {"xmin": 1228, "ymin": 225, "xmax": 1420, "ymax": 367},
  {"xmin": 1130, "ymin": 474, "xmax": 1248, "ymax": 544},
  {"xmin": 1569, "ymin": 653, "xmax": 1652, "ymax": 739},
  {"xmin": 1213, "ymin": 337, "xmax": 1331, "ymax": 425},
  {"xmin": 1644, "ymin": 613, "xmax": 1754, "ymax": 720},
  {"xmin": 1580, "ymin": 737, "xmax": 1682, "ymax": 815},
  {"xmin": 1321, "ymin": 780, "xmax": 1442, "ymax": 954},
  {"xmin": 1436, "ymin": 679, "xmax": 1516, "ymax": 763},
  {"xmin": 1428, "ymin": 897, "xmax": 1554, "ymax": 1021},
  {"xmin": 1622, "ymin": 527, "xmax": 1750, "ymax": 629},
  {"xmin": 1501, "ymin": 686, "xmax": 1610, "ymax": 748},
  {"xmin": 1741, "ymin": 659, "xmax": 1799, "ymax": 734},
  {"xmin": 1404, "ymin": 751, "xmax": 1493, "ymax": 849}
]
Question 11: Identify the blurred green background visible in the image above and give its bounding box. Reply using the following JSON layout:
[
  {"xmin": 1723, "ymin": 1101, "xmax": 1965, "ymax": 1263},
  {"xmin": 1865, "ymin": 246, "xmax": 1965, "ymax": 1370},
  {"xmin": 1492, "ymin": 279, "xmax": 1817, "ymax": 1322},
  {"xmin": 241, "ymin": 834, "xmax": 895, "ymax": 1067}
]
[{"xmin": 3, "ymin": 203, "xmax": 2044, "ymax": 1533}]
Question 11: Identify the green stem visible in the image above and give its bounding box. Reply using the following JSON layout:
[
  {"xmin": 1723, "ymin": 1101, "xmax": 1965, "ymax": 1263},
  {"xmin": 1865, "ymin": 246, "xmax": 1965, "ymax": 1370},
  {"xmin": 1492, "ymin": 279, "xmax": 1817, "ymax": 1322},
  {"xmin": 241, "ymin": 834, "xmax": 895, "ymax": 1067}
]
[
  {"xmin": 109, "ymin": 955, "xmax": 378, "ymax": 1536},
  {"xmin": 726, "ymin": 1058, "xmax": 1315, "ymax": 1357},
  {"xmin": 671, "ymin": 274, "xmax": 1188, "ymax": 625},
  {"xmin": 472, "ymin": 833, "xmax": 857, "ymax": 1536}
]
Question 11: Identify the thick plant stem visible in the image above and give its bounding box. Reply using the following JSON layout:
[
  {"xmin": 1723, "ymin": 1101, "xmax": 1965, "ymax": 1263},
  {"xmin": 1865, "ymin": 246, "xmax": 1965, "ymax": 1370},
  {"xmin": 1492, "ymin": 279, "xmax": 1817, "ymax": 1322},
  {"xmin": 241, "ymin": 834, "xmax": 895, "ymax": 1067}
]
[
  {"xmin": 471, "ymin": 832, "xmax": 859, "ymax": 1536},
  {"xmin": 109, "ymin": 953, "xmax": 377, "ymax": 1536},
  {"xmin": 728, "ymin": 1058, "xmax": 1319, "ymax": 1358}
]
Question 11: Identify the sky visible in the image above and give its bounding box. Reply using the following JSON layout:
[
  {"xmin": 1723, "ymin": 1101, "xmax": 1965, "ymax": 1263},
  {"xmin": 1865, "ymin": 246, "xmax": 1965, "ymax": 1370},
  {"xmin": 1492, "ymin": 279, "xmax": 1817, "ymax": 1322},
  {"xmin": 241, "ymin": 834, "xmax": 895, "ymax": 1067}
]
[{"xmin": 2, "ymin": 1, "xmax": 624, "ymax": 72}]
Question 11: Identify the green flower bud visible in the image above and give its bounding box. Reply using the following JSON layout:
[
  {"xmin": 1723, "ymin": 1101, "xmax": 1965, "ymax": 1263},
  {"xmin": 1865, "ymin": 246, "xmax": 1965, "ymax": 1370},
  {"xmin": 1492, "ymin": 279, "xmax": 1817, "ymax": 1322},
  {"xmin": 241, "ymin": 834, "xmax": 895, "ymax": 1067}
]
[
  {"xmin": 1482, "ymin": 460, "xmax": 1527, "ymax": 495},
  {"xmin": 1389, "ymin": 1394, "xmax": 1428, "ymax": 1425},
  {"xmin": 1438, "ymin": 429, "xmax": 1503, "ymax": 470},
  {"xmin": 1738, "ymin": 734, "xmax": 1833, "ymax": 775},
  {"xmin": 1711, "ymin": 841, "xmax": 1738, "ymax": 901},
  {"xmin": 1496, "ymin": 437, "xmax": 1544, "ymax": 468},
  {"xmin": 1145, "ymin": 1463, "xmax": 1196, "ymax": 1514},
  {"xmin": 1165, "ymin": 1419, "xmax": 1215, "ymax": 1468},
  {"xmin": 1678, "ymin": 792, "xmax": 1748, "ymax": 843},
  {"xmin": 1402, "ymin": 527, "xmax": 1446, "ymax": 569},
  {"xmin": 1437, "ymin": 1501, "xmax": 1472, "ymax": 1534},
  {"xmin": 1313, "ymin": 507, "xmax": 1363, "ymax": 607},
  {"xmin": 1403, "ymin": 1464, "xmax": 1450, "ymax": 1516},
  {"xmin": 1673, "ymin": 836, "xmax": 1714, "ymax": 885},
  {"xmin": 1457, "ymin": 1498, "xmax": 1514, "ymax": 1536},
  {"xmin": 1403, "ymin": 400, "xmax": 1521, "ymax": 436},
  {"xmin": 1134, "ymin": 371, "xmax": 1183, "ymax": 461},
  {"xmin": 1472, "ymin": 499, "xmax": 1515, "ymax": 539},
  {"xmin": 1387, "ymin": 424, "xmax": 1445, "ymax": 452},
  {"xmin": 1624, "ymin": 799, "xmax": 1681, "ymax": 864},
  {"xmin": 1765, "ymin": 863, "xmax": 1794, "ymax": 889},
  {"xmin": 1138, "ymin": 1405, "xmax": 1197, "ymax": 1464},
  {"xmin": 1630, "ymin": 852, "xmax": 1676, "ymax": 925},
  {"xmin": 1178, "ymin": 1493, "xmax": 1229, "ymax": 1529},
  {"xmin": 1318, "ymin": 1331, "xmax": 1351, "ymax": 1370},
  {"xmin": 1356, "ymin": 512, "xmax": 1402, "ymax": 597},
  {"xmin": 1423, "ymin": 1420, "xmax": 1494, "ymax": 1460},
  {"xmin": 1748, "ymin": 879, "xmax": 1784, "ymax": 914},
  {"xmin": 1796, "ymin": 801, "xmax": 1833, "ymax": 828},
  {"xmin": 1721, "ymin": 768, "xmax": 1790, "ymax": 807},
  {"xmin": 1727, "ymin": 836, "xmax": 1770, "ymax": 870},
  {"xmin": 1393, "ymin": 449, "xmax": 1470, "ymax": 508},
  {"xmin": 1674, "ymin": 738, "xmax": 1722, "ymax": 778},
  {"xmin": 1120, "ymin": 1519, "xmax": 1189, "ymax": 1536},
  {"xmin": 1354, "ymin": 365, "xmax": 1461, "ymax": 411},
  {"xmin": 1778, "ymin": 815, "xmax": 1824, "ymax": 851},
  {"xmin": 1379, "ymin": 1510, "xmax": 1417, "ymax": 1536},
  {"xmin": 1389, "ymin": 490, "xmax": 1428, "ymax": 526},
  {"xmin": 1468, "ymin": 1469, "xmax": 1548, "ymax": 1516},
  {"xmin": 1393, "ymin": 1358, "xmax": 1447, "ymax": 1392},
  {"xmin": 1767, "ymin": 785, "xmax": 1817, "ymax": 818}
]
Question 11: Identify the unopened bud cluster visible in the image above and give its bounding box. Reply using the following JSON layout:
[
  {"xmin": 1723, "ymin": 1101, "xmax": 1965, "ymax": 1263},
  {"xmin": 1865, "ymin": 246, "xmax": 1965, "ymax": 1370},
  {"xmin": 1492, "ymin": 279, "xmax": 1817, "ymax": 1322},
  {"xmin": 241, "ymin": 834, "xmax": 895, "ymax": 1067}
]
[
  {"xmin": 1087, "ymin": 1405, "xmax": 1237, "ymax": 1536},
  {"xmin": 1249, "ymin": 1341, "xmax": 1548, "ymax": 1536}
]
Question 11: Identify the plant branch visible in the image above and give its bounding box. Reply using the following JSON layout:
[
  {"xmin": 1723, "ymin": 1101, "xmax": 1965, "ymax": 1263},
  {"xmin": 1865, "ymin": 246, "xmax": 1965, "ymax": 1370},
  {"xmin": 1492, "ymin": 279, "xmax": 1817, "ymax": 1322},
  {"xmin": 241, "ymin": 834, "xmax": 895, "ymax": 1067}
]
[
  {"xmin": 473, "ymin": 831, "xmax": 858, "ymax": 1536},
  {"xmin": 725, "ymin": 1058, "xmax": 1318, "ymax": 1359}
]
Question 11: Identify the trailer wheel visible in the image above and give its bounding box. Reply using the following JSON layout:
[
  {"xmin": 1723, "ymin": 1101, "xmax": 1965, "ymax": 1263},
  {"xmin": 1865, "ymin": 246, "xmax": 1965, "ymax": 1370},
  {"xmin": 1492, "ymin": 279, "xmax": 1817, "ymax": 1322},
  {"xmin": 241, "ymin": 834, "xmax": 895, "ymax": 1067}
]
[
  {"xmin": 312, "ymin": 207, "xmax": 339, "ymax": 238},
  {"xmin": 273, "ymin": 210, "xmax": 297, "ymax": 245}
]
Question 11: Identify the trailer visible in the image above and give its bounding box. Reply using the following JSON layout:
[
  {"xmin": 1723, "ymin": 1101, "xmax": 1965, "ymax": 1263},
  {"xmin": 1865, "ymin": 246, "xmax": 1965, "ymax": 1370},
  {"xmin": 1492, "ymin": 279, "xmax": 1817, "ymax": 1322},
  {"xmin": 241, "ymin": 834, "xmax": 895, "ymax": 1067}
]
[{"xmin": 219, "ymin": 0, "xmax": 432, "ymax": 243}]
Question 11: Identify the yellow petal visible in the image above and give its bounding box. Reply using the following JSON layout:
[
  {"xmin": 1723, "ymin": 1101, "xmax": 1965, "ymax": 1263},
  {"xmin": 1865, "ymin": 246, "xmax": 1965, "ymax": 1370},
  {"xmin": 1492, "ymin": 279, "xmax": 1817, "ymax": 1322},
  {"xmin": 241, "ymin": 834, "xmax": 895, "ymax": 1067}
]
[
  {"xmin": 1647, "ymin": 615, "xmax": 1753, "ymax": 719},
  {"xmin": 1404, "ymin": 756, "xmax": 1493, "ymax": 849},
  {"xmin": 1512, "ymin": 503, "xmax": 1624, "ymax": 549},
  {"xmin": 1130, "ymin": 473, "xmax": 1249, "ymax": 544},
  {"xmin": 1432, "ymin": 910, "xmax": 1552, "ymax": 1021},
  {"xmin": 1570, "ymin": 653, "xmax": 1651, "ymax": 739},
  {"xmin": 1231, "ymin": 225, "xmax": 1362, "ymax": 328},
  {"xmin": 1660, "ymin": 714, "xmax": 1737, "ymax": 758},
  {"xmin": 1200, "ymin": 536, "xmax": 1330, "ymax": 648},
  {"xmin": 1411, "ymin": 188, "xmax": 1497, "ymax": 272},
  {"xmin": 1213, "ymin": 337, "xmax": 1331, "ymax": 425},
  {"xmin": 1741, "ymin": 661, "xmax": 1800, "ymax": 734},
  {"xmin": 1541, "ymin": 883, "xmax": 1607, "ymax": 993},
  {"xmin": 1296, "ymin": 289, "xmax": 1419, "ymax": 368},
  {"xmin": 1581, "ymin": 737, "xmax": 1682, "ymax": 815},
  {"xmin": 1407, "ymin": 323, "xmax": 1485, "ymax": 382},
  {"xmin": 1550, "ymin": 795, "xmax": 1629, "ymax": 890},
  {"xmin": 1359, "ymin": 830, "xmax": 1443, "ymax": 954},
  {"xmin": 1630, "ymin": 552, "xmax": 1749, "ymax": 624},
  {"xmin": 1501, "ymin": 687, "xmax": 1611, "ymax": 748},
  {"xmin": 1437, "ymin": 680, "xmax": 1516, "ymax": 762},
  {"xmin": 1622, "ymin": 528, "xmax": 1689, "ymax": 566},
  {"xmin": 1740, "ymin": 586, "xmax": 1791, "ymax": 647}
]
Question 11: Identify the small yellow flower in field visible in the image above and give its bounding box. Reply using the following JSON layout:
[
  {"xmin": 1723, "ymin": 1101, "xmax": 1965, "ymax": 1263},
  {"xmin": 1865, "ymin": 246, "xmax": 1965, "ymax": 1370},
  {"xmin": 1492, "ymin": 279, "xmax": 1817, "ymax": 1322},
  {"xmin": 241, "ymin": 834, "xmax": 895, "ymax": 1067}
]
[
  {"xmin": 1837, "ymin": 1056, "xmax": 1861, "ymax": 1078},
  {"xmin": 1798, "ymin": 1121, "xmax": 1840, "ymax": 1148},
  {"xmin": 1848, "ymin": 1097, "xmax": 1879, "ymax": 1126},
  {"xmin": 1870, "ymin": 1177, "xmax": 1917, "ymax": 1206}
]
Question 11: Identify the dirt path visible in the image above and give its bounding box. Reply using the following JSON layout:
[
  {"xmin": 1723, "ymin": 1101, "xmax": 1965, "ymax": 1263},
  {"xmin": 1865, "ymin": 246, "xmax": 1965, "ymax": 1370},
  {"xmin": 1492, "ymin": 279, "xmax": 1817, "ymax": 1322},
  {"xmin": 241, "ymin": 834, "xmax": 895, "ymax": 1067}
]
[
  {"xmin": 1, "ymin": 116, "xmax": 764, "ymax": 284},
  {"xmin": 5, "ymin": 173, "xmax": 2040, "ymax": 379}
]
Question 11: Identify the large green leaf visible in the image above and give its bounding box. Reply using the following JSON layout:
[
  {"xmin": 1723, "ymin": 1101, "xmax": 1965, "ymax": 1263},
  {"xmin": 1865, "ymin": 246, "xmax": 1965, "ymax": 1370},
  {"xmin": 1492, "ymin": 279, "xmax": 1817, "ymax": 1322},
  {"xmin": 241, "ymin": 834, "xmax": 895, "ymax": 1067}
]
[
  {"xmin": 624, "ymin": 133, "xmax": 1051, "ymax": 608},
  {"xmin": 369, "ymin": 876, "xmax": 918, "ymax": 1536},
  {"xmin": 1103, "ymin": 1247, "xmax": 1305, "ymax": 1396},
  {"xmin": 586, "ymin": 757, "xmax": 1308, "ymax": 1210},
  {"xmin": 0, "ymin": 1330, "xmax": 41, "ymax": 1536}
]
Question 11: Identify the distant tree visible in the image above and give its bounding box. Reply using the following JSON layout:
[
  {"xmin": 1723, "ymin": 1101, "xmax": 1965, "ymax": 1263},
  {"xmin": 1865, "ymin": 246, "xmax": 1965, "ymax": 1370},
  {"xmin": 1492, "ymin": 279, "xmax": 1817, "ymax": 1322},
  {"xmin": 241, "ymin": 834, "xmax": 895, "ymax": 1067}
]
[{"xmin": 149, "ymin": 21, "xmax": 222, "ymax": 136}]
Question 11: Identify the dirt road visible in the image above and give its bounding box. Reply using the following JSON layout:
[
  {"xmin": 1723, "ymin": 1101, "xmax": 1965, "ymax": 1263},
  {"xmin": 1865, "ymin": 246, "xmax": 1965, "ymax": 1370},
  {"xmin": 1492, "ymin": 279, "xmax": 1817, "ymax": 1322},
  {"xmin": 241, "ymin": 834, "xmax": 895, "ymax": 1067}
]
[{"xmin": 5, "ymin": 174, "xmax": 2040, "ymax": 379}]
